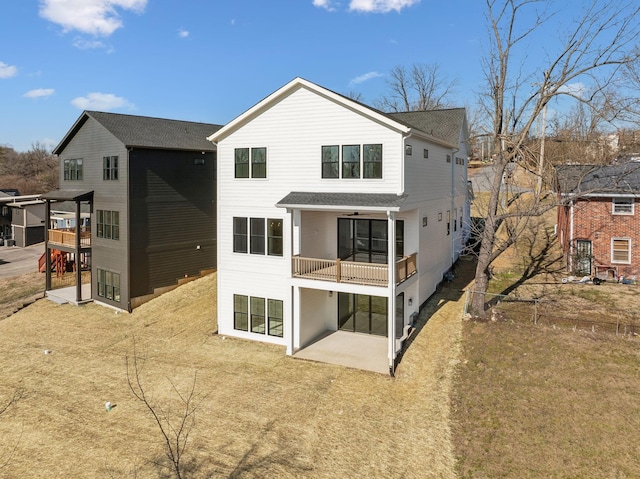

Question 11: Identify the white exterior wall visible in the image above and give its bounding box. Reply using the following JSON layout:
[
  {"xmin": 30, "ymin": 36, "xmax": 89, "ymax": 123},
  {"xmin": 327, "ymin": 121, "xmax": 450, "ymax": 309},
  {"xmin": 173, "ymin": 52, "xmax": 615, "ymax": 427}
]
[
  {"xmin": 215, "ymin": 82, "xmax": 470, "ymax": 361},
  {"xmin": 216, "ymin": 87, "xmax": 405, "ymax": 345}
]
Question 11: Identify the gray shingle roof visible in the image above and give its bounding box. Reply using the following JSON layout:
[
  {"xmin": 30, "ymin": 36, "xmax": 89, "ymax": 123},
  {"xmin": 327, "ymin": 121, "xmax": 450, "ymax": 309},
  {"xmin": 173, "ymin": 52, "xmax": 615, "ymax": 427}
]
[
  {"xmin": 389, "ymin": 108, "xmax": 466, "ymax": 146},
  {"xmin": 54, "ymin": 111, "xmax": 223, "ymax": 154},
  {"xmin": 277, "ymin": 192, "xmax": 408, "ymax": 210},
  {"xmin": 556, "ymin": 163, "xmax": 640, "ymax": 195}
]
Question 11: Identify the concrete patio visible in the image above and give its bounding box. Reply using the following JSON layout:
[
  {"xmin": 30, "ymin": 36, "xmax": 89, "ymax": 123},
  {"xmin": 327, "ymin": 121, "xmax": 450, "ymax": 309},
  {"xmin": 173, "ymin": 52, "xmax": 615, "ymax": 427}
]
[
  {"xmin": 293, "ymin": 330, "xmax": 389, "ymax": 375},
  {"xmin": 45, "ymin": 283, "xmax": 92, "ymax": 306}
]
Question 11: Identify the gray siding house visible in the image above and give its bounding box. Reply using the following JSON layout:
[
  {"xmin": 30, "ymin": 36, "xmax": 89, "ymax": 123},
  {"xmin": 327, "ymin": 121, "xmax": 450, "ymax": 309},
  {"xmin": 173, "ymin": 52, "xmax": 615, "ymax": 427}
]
[{"xmin": 42, "ymin": 111, "xmax": 222, "ymax": 310}]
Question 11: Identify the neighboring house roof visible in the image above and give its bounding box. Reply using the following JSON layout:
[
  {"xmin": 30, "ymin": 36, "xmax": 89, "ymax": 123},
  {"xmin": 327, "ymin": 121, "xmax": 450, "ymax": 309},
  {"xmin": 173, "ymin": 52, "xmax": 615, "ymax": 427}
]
[
  {"xmin": 54, "ymin": 111, "xmax": 223, "ymax": 154},
  {"xmin": 388, "ymin": 109, "xmax": 467, "ymax": 147},
  {"xmin": 208, "ymin": 77, "xmax": 459, "ymax": 149},
  {"xmin": 277, "ymin": 192, "xmax": 408, "ymax": 212},
  {"xmin": 556, "ymin": 163, "xmax": 640, "ymax": 196},
  {"xmin": 41, "ymin": 189, "xmax": 94, "ymax": 202},
  {"xmin": 0, "ymin": 189, "xmax": 20, "ymax": 197}
]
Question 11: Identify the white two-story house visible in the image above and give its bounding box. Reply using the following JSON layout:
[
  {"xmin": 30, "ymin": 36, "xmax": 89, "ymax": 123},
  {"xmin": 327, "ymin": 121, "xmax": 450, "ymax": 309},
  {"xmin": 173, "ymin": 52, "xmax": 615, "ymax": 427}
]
[{"xmin": 208, "ymin": 78, "xmax": 470, "ymax": 375}]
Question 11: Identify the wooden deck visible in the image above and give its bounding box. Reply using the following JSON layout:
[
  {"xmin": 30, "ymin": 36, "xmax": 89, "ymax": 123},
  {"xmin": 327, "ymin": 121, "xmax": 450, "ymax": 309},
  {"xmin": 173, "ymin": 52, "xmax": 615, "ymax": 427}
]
[
  {"xmin": 48, "ymin": 228, "xmax": 91, "ymax": 248},
  {"xmin": 292, "ymin": 253, "xmax": 417, "ymax": 287}
]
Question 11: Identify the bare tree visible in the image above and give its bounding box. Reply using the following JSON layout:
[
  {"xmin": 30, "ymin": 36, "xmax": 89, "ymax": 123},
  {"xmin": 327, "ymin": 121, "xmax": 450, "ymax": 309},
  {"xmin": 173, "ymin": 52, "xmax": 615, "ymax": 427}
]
[
  {"xmin": 126, "ymin": 341, "xmax": 207, "ymax": 479},
  {"xmin": 470, "ymin": 0, "xmax": 640, "ymax": 314},
  {"xmin": 0, "ymin": 389, "xmax": 23, "ymax": 471},
  {"xmin": 375, "ymin": 63, "xmax": 457, "ymax": 112}
]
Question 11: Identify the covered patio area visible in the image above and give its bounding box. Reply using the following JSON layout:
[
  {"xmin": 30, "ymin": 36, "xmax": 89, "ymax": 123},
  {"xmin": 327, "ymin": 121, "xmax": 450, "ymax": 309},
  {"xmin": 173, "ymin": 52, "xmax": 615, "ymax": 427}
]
[{"xmin": 293, "ymin": 330, "xmax": 389, "ymax": 375}]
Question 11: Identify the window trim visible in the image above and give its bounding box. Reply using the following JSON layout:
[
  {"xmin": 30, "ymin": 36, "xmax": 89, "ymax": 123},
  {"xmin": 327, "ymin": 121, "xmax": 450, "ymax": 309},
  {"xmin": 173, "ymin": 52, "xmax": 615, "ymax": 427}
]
[
  {"xmin": 233, "ymin": 217, "xmax": 248, "ymax": 253},
  {"xmin": 611, "ymin": 237, "xmax": 631, "ymax": 264},
  {"xmin": 267, "ymin": 218, "xmax": 283, "ymax": 256},
  {"xmin": 97, "ymin": 268, "xmax": 120, "ymax": 302},
  {"xmin": 235, "ymin": 147, "xmax": 267, "ymax": 179},
  {"xmin": 63, "ymin": 158, "xmax": 83, "ymax": 181},
  {"xmin": 103, "ymin": 155, "xmax": 119, "ymax": 180},
  {"xmin": 233, "ymin": 295, "xmax": 284, "ymax": 338},
  {"xmin": 96, "ymin": 209, "xmax": 119, "ymax": 240},
  {"xmin": 612, "ymin": 197, "xmax": 634, "ymax": 215}
]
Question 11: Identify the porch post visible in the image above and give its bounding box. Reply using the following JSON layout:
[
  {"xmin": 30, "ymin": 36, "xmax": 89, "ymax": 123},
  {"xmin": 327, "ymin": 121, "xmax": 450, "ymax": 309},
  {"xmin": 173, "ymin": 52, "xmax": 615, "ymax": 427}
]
[
  {"xmin": 45, "ymin": 200, "xmax": 51, "ymax": 292},
  {"xmin": 75, "ymin": 200, "xmax": 82, "ymax": 302},
  {"xmin": 387, "ymin": 210, "xmax": 396, "ymax": 376},
  {"xmin": 291, "ymin": 209, "xmax": 301, "ymax": 256},
  {"xmin": 286, "ymin": 285, "xmax": 300, "ymax": 355}
]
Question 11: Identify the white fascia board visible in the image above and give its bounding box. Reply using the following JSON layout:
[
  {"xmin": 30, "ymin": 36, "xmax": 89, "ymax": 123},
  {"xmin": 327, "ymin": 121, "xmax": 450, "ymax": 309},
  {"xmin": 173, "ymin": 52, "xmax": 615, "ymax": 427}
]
[{"xmin": 207, "ymin": 77, "xmax": 411, "ymax": 143}]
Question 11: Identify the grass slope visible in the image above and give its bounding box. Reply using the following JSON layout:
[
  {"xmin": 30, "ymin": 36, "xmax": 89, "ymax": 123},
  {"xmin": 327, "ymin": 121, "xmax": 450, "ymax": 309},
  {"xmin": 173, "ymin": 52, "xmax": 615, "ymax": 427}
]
[{"xmin": 0, "ymin": 270, "xmax": 469, "ymax": 478}]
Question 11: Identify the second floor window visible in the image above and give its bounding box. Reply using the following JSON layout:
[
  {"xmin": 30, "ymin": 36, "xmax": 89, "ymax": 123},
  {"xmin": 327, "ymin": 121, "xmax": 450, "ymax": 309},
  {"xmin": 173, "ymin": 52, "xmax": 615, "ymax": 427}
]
[
  {"xmin": 63, "ymin": 159, "xmax": 83, "ymax": 181},
  {"xmin": 613, "ymin": 198, "xmax": 634, "ymax": 215},
  {"xmin": 97, "ymin": 210, "xmax": 119, "ymax": 240},
  {"xmin": 234, "ymin": 217, "xmax": 283, "ymax": 256},
  {"xmin": 235, "ymin": 147, "xmax": 267, "ymax": 178},
  {"xmin": 322, "ymin": 144, "xmax": 382, "ymax": 179},
  {"xmin": 103, "ymin": 156, "xmax": 118, "ymax": 180}
]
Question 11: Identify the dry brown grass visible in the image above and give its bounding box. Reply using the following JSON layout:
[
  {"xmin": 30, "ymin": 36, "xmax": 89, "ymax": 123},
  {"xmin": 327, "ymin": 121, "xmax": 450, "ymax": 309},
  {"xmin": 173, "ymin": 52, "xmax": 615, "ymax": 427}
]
[
  {"xmin": 0, "ymin": 272, "xmax": 45, "ymax": 320},
  {"xmin": 452, "ymin": 317, "xmax": 640, "ymax": 479},
  {"xmin": 0, "ymin": 268, "xmax": 471, "ymax": 478}
]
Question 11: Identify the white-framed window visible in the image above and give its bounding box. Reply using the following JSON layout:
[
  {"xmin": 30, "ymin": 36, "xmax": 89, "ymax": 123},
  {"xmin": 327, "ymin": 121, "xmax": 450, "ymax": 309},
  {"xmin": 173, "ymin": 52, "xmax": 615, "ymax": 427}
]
[
  {"xmin": 612, "ymin": 197, "xmax": 634, "ymax": 215},
  {"xmin": 234, "ymin": 147, "xmax": 266, "ymax": 178},
  {"xmin": 321, "ymin": 143, "xmax": 383, "ymax": 179},
  {"xmin": 611, "ymin": 237, "xmax": 631, "ymax": 264},
  {"xmin": 234, "ymin": 294, "xmax": 283, "ymax": 338},
  {"xmin": 233, "ymin": 217, "xmax": 283, "ymax": 256}
]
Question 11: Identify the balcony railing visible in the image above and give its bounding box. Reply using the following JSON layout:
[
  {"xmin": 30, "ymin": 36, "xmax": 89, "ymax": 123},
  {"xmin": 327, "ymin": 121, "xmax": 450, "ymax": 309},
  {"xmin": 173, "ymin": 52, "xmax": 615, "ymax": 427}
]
[
  {"xmin": 292, "ymin": 252, "xmax": 417, "ymax": 287},
  {"xmin": 48, "ymin": 228, "xmax": 91, "ymax": 248}
]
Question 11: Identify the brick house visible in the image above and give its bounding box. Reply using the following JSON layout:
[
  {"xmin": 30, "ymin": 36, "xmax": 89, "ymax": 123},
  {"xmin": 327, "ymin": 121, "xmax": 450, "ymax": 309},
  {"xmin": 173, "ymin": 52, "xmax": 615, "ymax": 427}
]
[{"xmin": 556, "ymin": 163, "xmax": 640, "ymax": 279}]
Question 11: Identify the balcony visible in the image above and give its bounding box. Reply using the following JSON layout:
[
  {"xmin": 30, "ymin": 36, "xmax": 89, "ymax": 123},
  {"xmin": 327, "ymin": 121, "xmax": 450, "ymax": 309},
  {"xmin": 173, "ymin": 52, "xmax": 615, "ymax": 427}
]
[
  {"xmin": 48, "ymin": 228, "xmax": 91, "ymax": 248},
  {"xmin": 292, "ymin": 252, "xmax": 417, "ymax": 287}
]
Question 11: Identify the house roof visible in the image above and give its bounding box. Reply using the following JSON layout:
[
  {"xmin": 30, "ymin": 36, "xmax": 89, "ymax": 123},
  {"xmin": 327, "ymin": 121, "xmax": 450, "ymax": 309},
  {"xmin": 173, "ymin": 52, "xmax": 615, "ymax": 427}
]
[
  {"xmin": 388, "ymin": 109, "xmax": 467, "ymax": 147},
  {"xmin": 54, "ymin": 111, "xmax": 223, "ymax": 155},
  {"xmin": 208, "ymin": 77, "xmax": 460, "ymax": 149},
  {"xmin": 276, "ymin": 192, "xmax": 408, "ymax": 211},
  {"xmin": 556, "ymin": 163, "xmax": 640, "ymax": 196},
  {"xmin": 41, "ymin": 189, "xmax": 94, "ymax": 202},
  {"xmin": 0, "ymin": 189, "xmax": 20, "ymax": 197}
]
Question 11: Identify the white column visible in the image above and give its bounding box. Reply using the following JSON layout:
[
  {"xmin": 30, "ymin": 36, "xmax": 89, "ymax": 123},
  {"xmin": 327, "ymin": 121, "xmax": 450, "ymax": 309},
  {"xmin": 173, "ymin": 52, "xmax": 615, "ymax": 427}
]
[
  {"xmin": 286, "ymin": 285, "xmax": 300, "ymax": 355},
  {"xmin": 387, "ymin": 211, "xmax": 396, "ymax": 374}
]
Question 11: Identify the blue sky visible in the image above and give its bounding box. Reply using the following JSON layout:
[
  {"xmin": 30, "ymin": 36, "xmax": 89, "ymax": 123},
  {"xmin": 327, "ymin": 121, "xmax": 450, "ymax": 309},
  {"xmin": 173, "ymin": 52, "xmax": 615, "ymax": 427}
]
[{"xmin": 2, "ymin": 1, "xmax": 499, "ymax": 151}]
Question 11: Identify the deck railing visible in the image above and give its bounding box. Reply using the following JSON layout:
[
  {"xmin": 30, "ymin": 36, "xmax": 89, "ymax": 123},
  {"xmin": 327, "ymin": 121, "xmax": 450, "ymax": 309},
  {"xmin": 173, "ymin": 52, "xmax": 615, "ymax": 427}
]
[
  {"xmin": 292, "ymin": 252, "xmax": 417, "ymax": 287},
  {"xmin": 48, "ymin": 228, "xmax": 91, "ymax": 248}
]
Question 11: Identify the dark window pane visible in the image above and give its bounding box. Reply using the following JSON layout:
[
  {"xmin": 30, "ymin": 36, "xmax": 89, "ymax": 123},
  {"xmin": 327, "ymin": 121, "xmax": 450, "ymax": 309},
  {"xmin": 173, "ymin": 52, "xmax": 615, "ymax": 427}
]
[
  {"xmin": 235, "ymin": 148, "xmax": 249, "ymax": 178},
  {"xmin": 251, "ymin": 147, "xmax": 266, "ymax": 178},
  {"xmin": 322, "ymin": 145, "xmax": 339, "ymax": 178},
  {"xmin": 267, "ymin": 218, "xmax": 283, "ymax": 256},
  {"xmin": 363, "ymin": 144, "xmax": 382, "ymax": 179},
  {"xmin": 342, "ymin": 145, "xmax": 360, "ymax": 178},
  {"xmin": 250, "ymin": 296, "xmax": 265, "ymax": 333},
  {"xmin": 234, "ymin": 294, "xmax": 249, "ymax": 331},
  {"xmin": 250, "ymin": 218, "xmax": 265, "ymax": 255},
  {"xmin": 233, "ymin": 217, "xmax": 247, "ymax": 253},
  {"xmin": 268, "ymin": 299, "xmax": 283, "ymax": 337}
]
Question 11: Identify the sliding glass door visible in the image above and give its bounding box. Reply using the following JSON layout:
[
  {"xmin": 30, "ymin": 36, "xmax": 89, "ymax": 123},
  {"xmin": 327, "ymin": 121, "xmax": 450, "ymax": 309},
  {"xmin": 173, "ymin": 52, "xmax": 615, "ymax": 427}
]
[
  {"xmin": 337, "ymin": 218, "xmax": 403, "ymax": 264},
  {"xmin": 338, "ymin": 293, "xmax": 388, "ymax": 336}
]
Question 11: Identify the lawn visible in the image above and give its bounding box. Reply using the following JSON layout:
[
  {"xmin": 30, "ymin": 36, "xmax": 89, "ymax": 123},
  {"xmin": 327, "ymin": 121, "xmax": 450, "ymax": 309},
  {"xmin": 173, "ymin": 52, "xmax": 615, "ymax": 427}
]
[{"xmin": 0, "ymin": 269, "xmax": 469, "ymax": 478}]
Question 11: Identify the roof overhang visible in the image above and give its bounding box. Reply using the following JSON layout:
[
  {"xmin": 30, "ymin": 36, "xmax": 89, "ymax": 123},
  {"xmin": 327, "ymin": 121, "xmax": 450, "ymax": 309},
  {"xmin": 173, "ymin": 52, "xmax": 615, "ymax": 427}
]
[
  {"xmin": 276, "ymin": 192, "xmax": 408, "ymax": 212},
  {"xmin": 41, "ymin": 189, "xmax": 94, "ymax": 202}
]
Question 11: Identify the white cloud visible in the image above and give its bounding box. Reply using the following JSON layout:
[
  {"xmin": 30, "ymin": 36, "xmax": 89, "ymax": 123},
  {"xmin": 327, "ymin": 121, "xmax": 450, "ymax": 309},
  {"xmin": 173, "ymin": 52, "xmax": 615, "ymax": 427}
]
[
  {"xmin": 39, "ymin": 0, "xmax": 147, "ymax": 36},
  {"xmin": 349, "ymin": 0, "xmax": 419, "ymax": 13},
  {"xmin": 178, "ymin": 28, "xmax": 189, "ymax": 38},
  {"xmin": 24, "ymin": 88, "xmax": 55, "ymax": 99},
  {"xmin": 71, "ymin": 92, "xmax": 133, "ymax": 110},
  {"xmin": 0, "ymin": 61, "xmax": 18, "ymax": 79},
  {"xmin": 313, "ymin": 0, "xmax": 338, "ymax": 11},
  {"xmin": 350, "ymin": 71, "xmax": 384, "ymax": 85},
  {"xmin": 73, "ymin": 37, "xmax": 107, "ymax": 49},
  {"xmin": 558, "ymin": 82, "xmax": 586, "ymax": 98}
]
